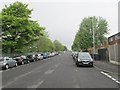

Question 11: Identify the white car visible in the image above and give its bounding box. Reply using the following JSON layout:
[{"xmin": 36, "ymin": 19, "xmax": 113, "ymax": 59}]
[{"xmin": 37, "ymin": 54, "xmax": 43, "ymax": 60}]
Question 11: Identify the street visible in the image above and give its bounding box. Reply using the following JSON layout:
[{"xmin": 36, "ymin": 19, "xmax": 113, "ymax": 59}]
[{"xmin": 1, "ymin": 52, "xmax": 119, "ymax": 88}]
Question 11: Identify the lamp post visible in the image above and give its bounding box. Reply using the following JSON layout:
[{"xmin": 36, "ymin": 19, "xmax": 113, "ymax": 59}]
[
  {"xmin": 36, "ymin": 47, "xmax": 37, "ymax": 52},
  {"xmin": 30, "ymin": 47, "xmax": 32, "ymax": 52},
  {"xmin": 92, "ymin": 17, "xmax": 95, "ymax": 60}
]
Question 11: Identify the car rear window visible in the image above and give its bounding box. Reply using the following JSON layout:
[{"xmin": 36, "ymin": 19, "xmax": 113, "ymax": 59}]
[{"xmin": 79, "ymin": 53, "xmax": 91, "ymax": 59}]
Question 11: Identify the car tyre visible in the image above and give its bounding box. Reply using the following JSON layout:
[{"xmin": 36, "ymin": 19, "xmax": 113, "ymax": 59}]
[
  {"xmin": 76, "ymin": 62, "xmax": 79, "ymax": 67},
  {"xmin": 28, "ymin": 60, "xmax": 30, "ymax": 63},
  {"xmin": 5, "ymin": 64, "xmax": 9, "ymax": 69},
  {"xmin": 15, "ymin": 63, "xmax": 18, "ymax": 67},
  {"xmin": 22, "ymin": 61, "xmax": 24, "ymax": 65}
]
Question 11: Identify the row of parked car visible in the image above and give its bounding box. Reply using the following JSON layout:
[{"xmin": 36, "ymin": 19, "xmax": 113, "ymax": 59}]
[
  {"xmin": 71, "ymin": 51, "xmax": 93, "ymax": 67},
  {"xmin": 0, "ymin": 52, "xmax": 60, "ymax": 70}
]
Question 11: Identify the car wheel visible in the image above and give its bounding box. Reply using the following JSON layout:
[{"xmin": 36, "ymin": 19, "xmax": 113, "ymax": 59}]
[
  {"xmin": 22, "ymin": 61, "xmax": 24, "ymax": 65},
  {"xmin": 5, "ymin": 64, "xmax": 9, "ymax": 69},
  {"xmin": 76, "ymin": 62, "xmax": 79, "ymax": 67},
  {"xmin": 76, "ymin": 64, "xmax": 79, "ymax": 67},
  {"xmin": 15, "ymin": 63, "xmax": 18, "ymax": 67},
  {"xmin": 28, "ymin": 61, "xmax": 30, "ymax": 63}
]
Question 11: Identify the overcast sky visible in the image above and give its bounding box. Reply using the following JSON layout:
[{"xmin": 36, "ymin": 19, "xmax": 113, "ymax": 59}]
[{"xmin": 1, "ymin": 0, "xmax": 119, "ymax": 49}]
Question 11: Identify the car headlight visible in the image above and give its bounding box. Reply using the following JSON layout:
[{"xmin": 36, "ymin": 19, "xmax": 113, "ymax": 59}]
[
  {"xmin": 78, "ymin": 58, "xmax": 81, "ymax": 62},
  {"xmin": 91, "ymin": 59, "xmax": 93, "ymax": 62}
]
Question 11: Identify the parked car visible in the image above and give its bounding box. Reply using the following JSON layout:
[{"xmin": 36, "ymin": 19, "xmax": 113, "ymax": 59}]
[
  {"xmin": 43, "ymin": 52, "xmax": 48, "ymax": 59},
  {"xmin": 20, "ymin": 55, "xmax": 29, "ymax": 63},
  {"xmin": 72, "ymin": 52, "xmax": 78, "ymax": 60},
  {"xmin": 35, "ymin": 54, "xmax": 43, "ymax": 60},
  {"xmin": 13, "ymin": 56, "xmax": 23, "ymax": 65},
  {"xmin": 0, "ymin": 57, "xmax": 18, "ymax": 70},
  {"xmin": 26, "ymin": 55, "xmax": 35, "ymax": 62},
  {"xmin": 51, "ymin": 52, "xmax": 55, "ymax": 57},
  {"xmin": 47, "ymin": 52, "xmax": 51, "ymax": 58},
  {"xmin": 75, "ymin": 52, "xmax": 93, "ymax": 67}
]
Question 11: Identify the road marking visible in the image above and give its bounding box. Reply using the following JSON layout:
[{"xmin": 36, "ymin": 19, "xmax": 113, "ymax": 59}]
[
  {"xmin": 101, "ymin": 71, "xmax": 120, "ymax": 84},
  {"xmin": 27, "ymin": 80, "xmax": 44, "ymax": 88},
  {"xmin": 3, "ymin": 70, "xmax": 33, "ymax": 88},
  {"xmin": 44, "ymin": 69, "xmax": 54, "ymax": 75},
  {"xmin": 3, "ymin": 60, "xmax": 53, "ymax": 88},
  {"xmin": 115, "ymin": 81, "xmax": 120, "ymax": 84},
  {"xmin": 3, "ymin": 61, "xmax": 51, "ymax": 87}
]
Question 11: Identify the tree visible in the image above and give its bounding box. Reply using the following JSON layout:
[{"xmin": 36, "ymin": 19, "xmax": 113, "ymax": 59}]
[
  {"xmin": 36, "ymin": 36, "xmax": 55, "ymax": 52},
  {"xmin": 63, "ymin": 46, "xmax": 67, "ymax": 51},
  {"xmin": 1, "ymin": 2, "xmax": 45, "ymax": 53},
  {"xmin": 53, "ymin": 40, "xmax": 64, "ymax": 51},
  {"xmin": 72, "ymin": 16, "xmax": 109, "ymax": 51}
]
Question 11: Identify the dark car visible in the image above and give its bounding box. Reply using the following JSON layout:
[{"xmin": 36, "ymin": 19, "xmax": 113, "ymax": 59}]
[
  {"xmin": 72, "ymin": 52, "xmax": 78, "ymax": 60},
  {"xmin": 26, "ymin": 55, "xmax": 35, "ymax": 62},
  {"xmin": 20, "ymin": 55, "xmax": 29, "ymax": 64},
  {"xmin": 13, "ymin": 56, "xmax": 26, "ymax": 65},
  {"xmin": 75, "ymin": 52, "xmax": 93, "ymax": 67}
]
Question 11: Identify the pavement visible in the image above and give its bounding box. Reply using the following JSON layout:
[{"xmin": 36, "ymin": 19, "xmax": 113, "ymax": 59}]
[
  {"xmin": 1, "ymin": 51, "xmax": 120, "ymax": 89},
  {"xmin": 94, "ymin": 60, "xmax": 119, "ymax": 75}
]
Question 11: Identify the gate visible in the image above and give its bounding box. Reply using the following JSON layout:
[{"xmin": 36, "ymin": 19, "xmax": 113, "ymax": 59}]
[{"xmin": 98, "ymin": 48, "xmax": 109, "ymax": 61}]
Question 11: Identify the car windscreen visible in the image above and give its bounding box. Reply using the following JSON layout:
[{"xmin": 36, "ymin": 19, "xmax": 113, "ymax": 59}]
[
  {"xmin": 27, "ymin": 55, "xmax": 32, "ymax": 58},
  {"xmin": 78, "ymin": 53, "xmax": 91, "ymax": 59}
]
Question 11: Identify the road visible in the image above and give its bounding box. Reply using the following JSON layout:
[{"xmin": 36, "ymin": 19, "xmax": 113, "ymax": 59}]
[{"xmin": 1, "ymin": 52, "xmax": 119, "ymax": 88}]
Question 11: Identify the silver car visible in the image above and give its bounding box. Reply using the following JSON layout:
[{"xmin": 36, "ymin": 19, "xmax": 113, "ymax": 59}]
[
  {"xmin": 75, "ymin": 52, "xmax": 93, "ymax": 67},
  {"xmin": 0, "ymin": 57, "xmax": 18, "ymax": 70}
]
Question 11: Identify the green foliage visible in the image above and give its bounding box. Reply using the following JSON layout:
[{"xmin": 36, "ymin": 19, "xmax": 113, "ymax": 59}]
[
  {"xmin": 36, "ymin": 36, "xmax": 55, "ymax": 52},
  {"xmin": 53, "ymin": 40, "xmax": 64, "ymax": 51},
  {"xmin": 1, "ymin": 1, "xmax": 45, "ymax": 53},
  {"xmin": 29, "ymin": 37, "xmax": 66, "ymax": 52},
  {"xmin": 72, "ymin": 16, "xmax": 108, "ymax": 51}
]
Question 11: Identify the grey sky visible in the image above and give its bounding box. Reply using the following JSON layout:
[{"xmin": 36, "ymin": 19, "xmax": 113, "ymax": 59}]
[{"xmin": 1, "ymin": 0, "xmax": 119, "ymax": 49}]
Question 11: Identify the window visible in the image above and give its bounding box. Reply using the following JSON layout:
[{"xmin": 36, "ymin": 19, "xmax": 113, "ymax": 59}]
[{"xmin": 109, "ymin": 37, "xmax": 113, "ymax": 42}]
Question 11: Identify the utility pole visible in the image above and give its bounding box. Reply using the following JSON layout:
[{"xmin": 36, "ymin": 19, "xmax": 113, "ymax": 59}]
[{"xmin": 92, "ymin": 17, "xmax": 95, "ymax": 60}]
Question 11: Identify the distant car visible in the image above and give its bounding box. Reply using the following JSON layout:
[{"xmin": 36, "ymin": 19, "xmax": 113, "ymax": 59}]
[
  {"xmin": 72, "ymin": 52, "xmax": 78, "ymax": 60},
  {"xmin": 47, "ymin": 52, "xmax": 51, "ymax": 58},
  {"xmin": 51, "ymin": 52, "xmax": 55, "ymax": 57},
  {"xmin": 13, "ymin": 56, "xmax": 24, "ymax": 65},
  {"xmin": 0, "ymin": 57, "xmax": 18, "ymax": 70},
  {"xmin": 43, "ymin": 53, "xmax": 48, "ymax": 59},
  {"xmin": 13, "ymin": 55, "xmax": 29, "ymax": 65},
  {"xmin": 20, "ymin": 55, "xmax": 29, "ymax": 64},
  {"xmin": 75, "ymin": 52, "xmax": 93, "ymax": 67},
  {"xmin": 26, "ymin": 55, "xmax": 35, "ymax": 62},
  {"xmin": 35, "ymin": 54, "xmax": 43, "ymax": 60}
]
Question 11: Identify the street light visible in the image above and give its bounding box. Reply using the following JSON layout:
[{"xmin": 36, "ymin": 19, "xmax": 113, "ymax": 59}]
[
  {"xmin": 92, "ymin": 17, "xmax": 95, "ymax": 60},
  {"xmin": 30, "ymin": 47, "xmax": 32, "ymax": 52}
]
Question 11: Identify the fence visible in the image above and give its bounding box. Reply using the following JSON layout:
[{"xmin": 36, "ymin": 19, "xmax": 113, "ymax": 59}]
[{"xmin": 109, "ymin": 44, "xmax": 120, "ymax": 65}]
